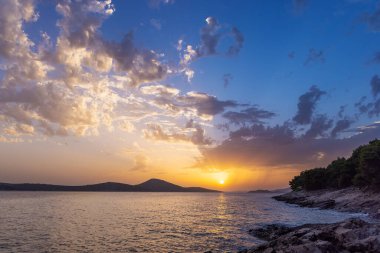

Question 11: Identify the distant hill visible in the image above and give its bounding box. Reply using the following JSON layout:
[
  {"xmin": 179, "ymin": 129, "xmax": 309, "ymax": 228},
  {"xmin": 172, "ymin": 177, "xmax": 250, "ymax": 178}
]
[
  {"xmin": 136, "ymin": 178, "xmax": 185, "ymax": 191},
  {"xmin": 0, "ymin": 179, "xmax": 219, "ymax": 192}
]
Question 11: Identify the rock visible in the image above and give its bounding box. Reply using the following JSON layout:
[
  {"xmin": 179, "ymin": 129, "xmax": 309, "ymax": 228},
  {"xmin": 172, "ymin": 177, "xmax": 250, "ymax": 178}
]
[
  {"xmin": 244, "ymin": 218, "xmax": 380, "ymax": 253},
  {"xmin": 249, "ymin": 225, "xmax": 293, "ymax": 241},
  {"xmin": 314, "ymin": 199, "xmax": 335, "ymax": 209},
  {"xmin": 272, "ymin": 187, "xmax": 380, "ymax": 219}
]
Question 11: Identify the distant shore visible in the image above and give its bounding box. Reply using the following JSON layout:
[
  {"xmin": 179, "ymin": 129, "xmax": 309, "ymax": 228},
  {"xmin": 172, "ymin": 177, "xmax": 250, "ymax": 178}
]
[
  {"xmin": 240, "ymin": 187, "xmax": 380, "ymax": 253},
  {"xmin": 0, "ymin": 179, "xmax": 219, "ymax": 193}
]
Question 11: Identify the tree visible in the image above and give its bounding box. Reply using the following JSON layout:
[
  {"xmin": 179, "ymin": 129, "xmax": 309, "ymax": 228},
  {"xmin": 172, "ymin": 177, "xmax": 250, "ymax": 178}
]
[{"xmin": 357, "ymin": 140, "xmax": 380, "ymax": 189}]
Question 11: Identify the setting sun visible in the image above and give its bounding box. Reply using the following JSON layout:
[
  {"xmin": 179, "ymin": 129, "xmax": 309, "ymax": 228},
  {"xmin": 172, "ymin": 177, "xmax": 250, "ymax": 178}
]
[{"xmin": 219, "ymin": 180, "xmax": 225, "ymax": 185}]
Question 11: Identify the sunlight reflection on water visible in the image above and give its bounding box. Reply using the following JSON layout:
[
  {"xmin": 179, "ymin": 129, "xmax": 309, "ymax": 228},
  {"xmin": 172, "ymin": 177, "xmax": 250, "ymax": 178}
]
[{"xmin": 0, "ymin": 192, "xmax": 366, "ymax": 252}]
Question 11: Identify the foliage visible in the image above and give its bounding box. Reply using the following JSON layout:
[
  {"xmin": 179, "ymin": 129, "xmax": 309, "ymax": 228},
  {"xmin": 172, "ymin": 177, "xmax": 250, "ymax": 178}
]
[{"xmin": 289, "ymin": 139, "xmax": 380, "ymax": 191}]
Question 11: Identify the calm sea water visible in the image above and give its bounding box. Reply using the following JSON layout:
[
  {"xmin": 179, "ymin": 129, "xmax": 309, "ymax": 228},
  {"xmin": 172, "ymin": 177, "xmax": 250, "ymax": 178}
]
[{"xmin": 0, "ymin": 192, "xmax": 366, "ymax": 252}]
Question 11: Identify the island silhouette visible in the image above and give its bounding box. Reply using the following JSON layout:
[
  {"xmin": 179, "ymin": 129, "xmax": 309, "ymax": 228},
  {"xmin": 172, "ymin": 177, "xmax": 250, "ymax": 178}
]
[{"xmin": 0, "ymin": 178, "xmax": 219, "ymax": 192}]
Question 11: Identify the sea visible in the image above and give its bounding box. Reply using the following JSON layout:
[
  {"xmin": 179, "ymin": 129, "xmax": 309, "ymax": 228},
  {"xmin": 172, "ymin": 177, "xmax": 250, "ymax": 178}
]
[{"xmin": 0, "ymin": 192, "xmax": 366, "ymax": 252}]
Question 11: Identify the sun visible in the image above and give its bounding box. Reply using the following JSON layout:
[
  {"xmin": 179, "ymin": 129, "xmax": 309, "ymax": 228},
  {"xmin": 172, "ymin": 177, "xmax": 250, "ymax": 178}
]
[{"xmin": 219, "ymin": 180, "xmax": 225, "ymax": 185}]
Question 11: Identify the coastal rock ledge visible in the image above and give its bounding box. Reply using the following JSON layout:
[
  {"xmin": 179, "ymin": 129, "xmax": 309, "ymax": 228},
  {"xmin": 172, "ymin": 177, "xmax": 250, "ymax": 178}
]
[
  {"xmin": 272, "ymin": 187, "xmax": 380, "ymax": 219},
  {"xmin": 240, "ymin": 218, "xmax": 380, "ymax": 253}
]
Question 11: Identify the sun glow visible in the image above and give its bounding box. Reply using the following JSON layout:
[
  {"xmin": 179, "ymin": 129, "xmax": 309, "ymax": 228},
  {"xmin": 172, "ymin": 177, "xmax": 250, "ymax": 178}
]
[{"xmin": 211, "ymin": 171, "xmax": 229, "ymax": 186}]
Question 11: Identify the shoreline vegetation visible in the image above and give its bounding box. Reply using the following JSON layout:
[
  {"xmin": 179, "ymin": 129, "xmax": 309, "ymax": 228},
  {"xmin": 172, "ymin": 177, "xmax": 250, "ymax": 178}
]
[
  {"xmin": 240, "ymin": 140, "xmax": 380, "ymax": 253},
  {"xmin": 0, "ymin": 178, "xmax": 219, "ymax": 192}
]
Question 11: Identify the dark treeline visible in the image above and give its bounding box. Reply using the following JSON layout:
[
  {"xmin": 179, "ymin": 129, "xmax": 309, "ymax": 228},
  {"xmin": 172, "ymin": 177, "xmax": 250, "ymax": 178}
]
[{"xmin": 290, "ymin": 140, "xmax": 380, "ymax": 191}]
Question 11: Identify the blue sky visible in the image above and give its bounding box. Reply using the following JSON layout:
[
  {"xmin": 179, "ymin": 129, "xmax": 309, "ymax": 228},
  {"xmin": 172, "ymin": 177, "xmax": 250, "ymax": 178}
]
[{"xmin": 1, "ymin": 0, "xmax": 380, "ymax": 190}]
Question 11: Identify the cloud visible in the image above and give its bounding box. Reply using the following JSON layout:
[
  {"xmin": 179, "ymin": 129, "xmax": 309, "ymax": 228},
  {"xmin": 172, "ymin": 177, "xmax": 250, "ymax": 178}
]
[
  {"xmin": 355, "ymin": 96, "xmax": 371, "ymax": 114},
  {"xmin": 293, "ymin": 85, "xmax": 326, "ymax": 125},
  {"xmin": 185, "ymin": 119, "xmax": 213, "ymax": 145},
  {"xmin": 338, "ymin": 105, "xmax": 346, "ymax": 118},
  {"xmin": 222, "ymin": 106, "xmax": 276, "ymax": 126},
  {"xmin": 143, "ymin": 120, "xmax": 212, "ymax": 145},
  {"xmin": 369, "ymin": 98, "xmax": 380, "ymax": 117},
  {"xmin": 176, "ymin": 17, "xmax": 244, "ymax": 82},
  {"xmin": 371, "ymin": 74, "xmax": 380, "ymax": 97},
  {"xmin": 138, "ymin": 84, "xmax": 241, "ymax": 119},
  {"xmin": 228, "ymin": 27, "xmax": 244, "ymax": 55},
  {"xmin": 362, "ymin": 3, "xmax": 380, "ymax": 32},
  {"xmin": 178, "ymin": 17, "xmax": 244, "ymax": 65},
  {"xmin": 119, "ymin": 120, "xmax": 135, "ymax": 133},
  {"xmin": 130, "ymin": 154, "xmax": 148, "ymax": 171},
  {"xmin": 0, "ymin": 0, "xmax": 175, "ymax": 139},
  {"xmin": 370, "ymin": 51, "xmax": 380, "ymax": 63},
  {"xmin": 150, "ymin": 18, "xmax": 162, "ymax": 30},
  {"xmin": 197, "ymin": 17, "xmax": 244, "ymax": 57},
  {"xmin": 223, "ymin": 73, "xmax": 233, "ymax": 88},
  {"xmin": 196, "ymin": 121, "xmax": 380, "ymax": 170},
  {"xmin": 55, "ymin": 0, "xmax": 168, "ymax": 87},
  {"xmin": 198, "ymin": 17, "xmax": 220, "ymax": 56},
  {"xmin": 354, "ymin": 77, "xmax": 380, "ymax": 118},
  {"xmin": 303, "ymin": 114, "xmax": 333, "ymax": 139},
  {"xmin": 140, "ymin": 84, "xmax": 180, "ymax": 97},
  {"xmin": 103, "ymin": 32, "xmax": 168, "ymax": 86},
  {"xmin": 177, "ymin": 92, "xmax": 240, "ymax": 117},
  {"xmin": 304, "ymin": 48, "xmax": 325, "ymax": 66},
  {"xmin": 148, "ymin": 0, "xmax": 175, "ymax": 8},
  {"xmin": 331, "ymin": 118, "xmax": 354, "ymax": 138}
]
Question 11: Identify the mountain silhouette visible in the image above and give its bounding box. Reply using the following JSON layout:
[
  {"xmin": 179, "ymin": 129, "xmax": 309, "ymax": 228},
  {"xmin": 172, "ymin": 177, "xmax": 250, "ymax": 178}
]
[{"xmin": 0, "ymin": 179, "xmax": 219, "ymax": 192}]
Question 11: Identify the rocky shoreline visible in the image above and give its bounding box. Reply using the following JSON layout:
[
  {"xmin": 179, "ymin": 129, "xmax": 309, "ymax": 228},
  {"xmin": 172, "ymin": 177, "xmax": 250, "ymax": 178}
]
[
  {"xmin": 239, "ymin": 188, "xmax": 380, "ymax": 253},
  {"xmin": 272, "ymin": 187, "xmax": 380, "ymax": 219},
  {"xmin": 240, "ymin": 218, "xmax": 380, "ymax": 253}
]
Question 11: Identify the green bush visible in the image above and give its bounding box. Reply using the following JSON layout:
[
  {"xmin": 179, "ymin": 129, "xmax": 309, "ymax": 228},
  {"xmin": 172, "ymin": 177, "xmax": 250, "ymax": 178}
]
[
  {"xmin": 289, "ymin": 139, "xmax": 380, "ymax": 191},
  {"xmin": 357, "ymin": 140, "xmax": 380, "ymax": 188}
]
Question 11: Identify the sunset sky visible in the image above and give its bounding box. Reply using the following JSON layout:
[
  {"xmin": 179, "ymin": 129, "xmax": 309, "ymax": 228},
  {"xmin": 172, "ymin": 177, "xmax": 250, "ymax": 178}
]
[{"xmin": 1, "ymin": 0, "xmax": 380, "ymax": 191}]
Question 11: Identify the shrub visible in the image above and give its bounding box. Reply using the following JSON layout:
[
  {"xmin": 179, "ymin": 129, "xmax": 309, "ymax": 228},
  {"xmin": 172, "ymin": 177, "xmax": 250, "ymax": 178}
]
[{"xmin": 289, "ymin": 139, "xmax": 380, "ymax": 191}]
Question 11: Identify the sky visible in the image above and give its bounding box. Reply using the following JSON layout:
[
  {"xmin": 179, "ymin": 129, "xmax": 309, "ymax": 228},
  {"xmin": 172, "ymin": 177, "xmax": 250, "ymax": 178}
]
[{"xmin": 1, "ymin": 0, "xmax": 380, "ymax": 191}]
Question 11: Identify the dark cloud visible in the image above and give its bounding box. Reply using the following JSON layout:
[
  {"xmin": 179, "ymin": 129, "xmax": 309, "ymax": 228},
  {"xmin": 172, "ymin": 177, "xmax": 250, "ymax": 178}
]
[
  {"xmin": 338, "ymin": 105, "xmax": 346, "ymax": 118},
  {"xmin": 293, "ymin": 85, "xmax": 326, "ymax": 125},
  {"xmin": 371, "ymin": 74, "xmax": 380, "ymax": 97},
  {"xmin": 304, "ymin": 48, "xmax": 325, "ymax": 66},
  {"xmin": 196, "ymin": 17, "xmax": 244, "ymax": 57},
  {"xmin": 362, "ymin": 3, "xmax": 380, "ymax": 32},
  {"xmin": 303, "ymin": 114, "xmax": 333, "ymax": 139},
  {"xmin": 354, "ymin": 77, "xmax": 380, "ymax": 118},
  {"xmin": 331, "ymin": 119, "xmax": 354, "ymax": 138},
  {"xmin": 355, "ymin": 96, "xmax": 371, "ymax": 114},
  {"xmin": 185, "ymin": 119, "xmax": 213, "ymax": 145},
  {"xmin": 229, "ymin": 123, "xmax": 295, "ymax": 144},
  {"xmin": 369, "ymin": 98, "xmax": 380, "ymax": 117},
  {"xmin": 197, "ymin": 122, "xmax": 380, "ymax": 170},
  {"xmin": 198, "ymin": 17, "xmax": 220, "ymax": 56},
  {"xmin": 104, "ymin": 32, "xmax": 168, "ymax": 86},
  {"xmin": 223, "ymin": 73, "xmax": 233, "ymax": 88},
  {"xmin": 143, "ymin": 86, "xmax": 241, "ymax": 118},
  {"xmin": 176, "ymin": 92, "xmax": 240, "ymax": 116},
  {"xmin": 228, "ymin": 27, "xmax": 244, "ymax": 55},
  {"xmin": 222, "ymin": 106, "xmax": 276, "ymax": 126}
]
